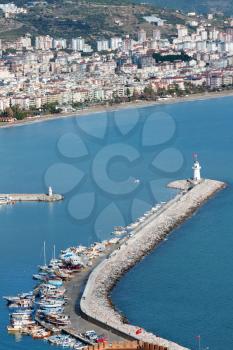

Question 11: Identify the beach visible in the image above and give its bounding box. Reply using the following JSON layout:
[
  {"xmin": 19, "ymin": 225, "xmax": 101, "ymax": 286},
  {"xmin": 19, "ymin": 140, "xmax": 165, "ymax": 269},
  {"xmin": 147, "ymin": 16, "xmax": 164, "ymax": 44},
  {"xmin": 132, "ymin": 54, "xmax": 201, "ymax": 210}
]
[{"xmin": 1, "ymin": 90, "xmax": 233, "ymax": 129}]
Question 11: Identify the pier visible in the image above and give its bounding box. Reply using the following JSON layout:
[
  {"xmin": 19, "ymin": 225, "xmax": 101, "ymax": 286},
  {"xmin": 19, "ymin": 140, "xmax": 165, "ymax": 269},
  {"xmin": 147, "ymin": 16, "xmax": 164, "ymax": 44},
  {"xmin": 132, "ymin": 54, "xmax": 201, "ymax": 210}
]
[
  {"xmin": 3, "ymin": 160, "xmax": 226, "ymax": 349},
  {"xmin": 79, "ymin": 178, "xmax": 225, "ymax": 350},
  {"xmin": 0, "ymin": 192, "xmax": 63, "ymax": 204}
]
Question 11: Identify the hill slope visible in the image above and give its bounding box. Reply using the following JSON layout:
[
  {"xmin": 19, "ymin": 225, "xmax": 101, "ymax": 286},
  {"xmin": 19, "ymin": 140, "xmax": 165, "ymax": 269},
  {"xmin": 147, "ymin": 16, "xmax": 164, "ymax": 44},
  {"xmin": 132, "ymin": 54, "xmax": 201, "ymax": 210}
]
[{"xmin": 134, "ymin": 0, "xmax": 233, "ymax": 14}]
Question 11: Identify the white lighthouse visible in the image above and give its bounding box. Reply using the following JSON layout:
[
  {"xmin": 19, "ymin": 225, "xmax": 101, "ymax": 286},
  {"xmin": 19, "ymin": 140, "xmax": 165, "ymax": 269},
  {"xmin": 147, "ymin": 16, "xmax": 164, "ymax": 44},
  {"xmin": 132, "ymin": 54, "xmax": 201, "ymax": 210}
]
[
  {"xmin": 192, "ymin": 157, "xmax": 201, "ymax": 183},
  {"xmin": 48, "ymin": 186, "xmax": 53, "ymax": 197}
]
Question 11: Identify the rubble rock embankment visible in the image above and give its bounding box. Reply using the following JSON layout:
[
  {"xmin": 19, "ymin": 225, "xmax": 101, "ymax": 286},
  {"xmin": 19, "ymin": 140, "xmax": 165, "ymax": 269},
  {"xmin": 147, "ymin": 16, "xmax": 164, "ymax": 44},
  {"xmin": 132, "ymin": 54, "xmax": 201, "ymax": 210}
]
[{"xmin": 81, "ymin": 179, "xmax": 226, "ymax": 350}]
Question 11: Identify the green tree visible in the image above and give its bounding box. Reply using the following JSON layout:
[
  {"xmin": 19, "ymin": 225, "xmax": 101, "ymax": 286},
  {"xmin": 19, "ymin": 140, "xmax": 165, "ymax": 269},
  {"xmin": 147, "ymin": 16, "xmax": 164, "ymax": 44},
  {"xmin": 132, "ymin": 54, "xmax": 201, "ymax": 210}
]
[
  {"xmin": 4, "ymin": 107, "xmax": 14, "ymax": 119},
  {"xmin": 12, "ymin": 105, "xmax": 27, "ymax": 120},
  {"xmin": 43, "ymin": 102, "xmax": 62, "ymax": 114},
  {"xmin": 143, "ymin": 85, "xmax": 155, "ymax": 99}
]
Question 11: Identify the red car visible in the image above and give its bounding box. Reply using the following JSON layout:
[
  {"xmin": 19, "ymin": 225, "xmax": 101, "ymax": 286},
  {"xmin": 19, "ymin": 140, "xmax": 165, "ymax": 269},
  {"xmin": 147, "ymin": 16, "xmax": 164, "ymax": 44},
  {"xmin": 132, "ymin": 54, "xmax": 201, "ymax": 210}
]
[{"xmin": 96, "ymin": 336, "xmax": 107, "ymax": 343}]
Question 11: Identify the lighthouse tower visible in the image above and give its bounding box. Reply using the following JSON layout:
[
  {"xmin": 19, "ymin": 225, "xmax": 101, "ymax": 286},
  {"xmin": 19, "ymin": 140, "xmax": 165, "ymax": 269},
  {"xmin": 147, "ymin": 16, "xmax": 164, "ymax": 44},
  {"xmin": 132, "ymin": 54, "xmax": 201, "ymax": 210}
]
[
  {"xmin": 48, "ymin": 186, "xmax": 53, "ymax": 197},
  {"xmin": 192, "ymin": 155, "xmax": 201, "ymax": 183}
]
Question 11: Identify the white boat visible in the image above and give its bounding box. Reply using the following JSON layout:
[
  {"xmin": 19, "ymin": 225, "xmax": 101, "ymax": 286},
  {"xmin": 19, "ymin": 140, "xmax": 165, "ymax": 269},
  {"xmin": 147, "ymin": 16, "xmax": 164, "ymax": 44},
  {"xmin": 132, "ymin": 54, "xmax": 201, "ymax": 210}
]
[
  {"xmin": 33, "ymin": 273, "xmax": 47, "ymax": 281},
  {"xmin": 134, "ymin": 178, "xmax": 140, "ymax": 184},
  {"xmin": 38, "ymin": 241, "xmax": 48, "ymax": 271},
  {"xmin": 36, "ymin": 300, "xmax": 65, "ymax": 309},
  {"xmin": 0, "ymin": 195, "xmax": 8, "ymax": 205}
]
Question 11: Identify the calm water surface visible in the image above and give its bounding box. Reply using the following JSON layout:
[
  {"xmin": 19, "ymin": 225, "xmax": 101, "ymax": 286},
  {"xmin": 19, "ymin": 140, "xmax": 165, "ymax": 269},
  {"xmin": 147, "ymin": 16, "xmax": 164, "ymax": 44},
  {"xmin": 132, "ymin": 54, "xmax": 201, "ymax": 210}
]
[{"xmin": 0, "ymin": 97, "xmax": 233, "ymax": 350}]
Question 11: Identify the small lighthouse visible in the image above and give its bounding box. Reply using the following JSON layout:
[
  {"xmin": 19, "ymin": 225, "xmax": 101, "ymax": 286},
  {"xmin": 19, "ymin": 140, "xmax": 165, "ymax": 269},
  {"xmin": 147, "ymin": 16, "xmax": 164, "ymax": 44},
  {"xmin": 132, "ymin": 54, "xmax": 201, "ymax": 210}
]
[
  {"xmin": 48, "ymin": 186, "xmax": 53, "ymax": 197},
  {"xmin": 192, "ymin": 154, "xmax": 201, "ymax": 183}
]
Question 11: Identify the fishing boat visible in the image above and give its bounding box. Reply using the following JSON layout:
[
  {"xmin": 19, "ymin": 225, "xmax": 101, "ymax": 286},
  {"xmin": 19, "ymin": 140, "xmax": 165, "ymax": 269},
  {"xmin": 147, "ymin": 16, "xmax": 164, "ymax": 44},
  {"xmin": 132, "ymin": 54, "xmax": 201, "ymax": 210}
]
[
  {"xmin": 10, "ymin": 310, "xmax": 32, "ymax": 318},
  {"xmin": 32, "ymin": 328, "xmax": 51, "ymax": 339},
  {"xmin": 8, "ymin": 298, "xmax": 34, "ymax": 309},
  {"xmin": 33, "ymin": 273, "xmax": 48, "ymax": 281},
  {"xmin": 7, "ymin": 325, "xmax": 23, "ymax": 332},
  {"xmin": 40, "ymin": 288, "xmax": 66, "ymax": 298},
  {"xmin": 36, "ymin": 299, "xmax": 65, "ymax": 309},
  {"xmin": 37, "ymin": 306, "xmax": 64, "ymax": 316},
  {"xmin": 45, "ymin": 314, "xmax": 70, "ymax": 326},
  {"xmin": 48, "ymin": 334, "xmax": 77, "ymax": 347},
  {"xmin": 39, "ymin": 283, "xmax": 58, "ymax": 292},
  {"xmin": 47, "ymin": 278, "xmax": 63, "ymax": 287},
  {"xmin": 3, "ymin": 292, "xmax": 34, "ymax": 304},
  {"xmin": 74, "ymin": 342, "xmax": 85, "ymax": 350}
]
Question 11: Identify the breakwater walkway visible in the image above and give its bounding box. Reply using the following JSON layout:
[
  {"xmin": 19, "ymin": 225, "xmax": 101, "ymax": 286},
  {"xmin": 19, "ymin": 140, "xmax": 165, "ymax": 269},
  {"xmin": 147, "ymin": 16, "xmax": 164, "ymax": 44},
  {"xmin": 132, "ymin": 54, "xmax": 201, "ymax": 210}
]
[
  {"xmin": 0, "ymin": 193, "xmax": 63, "ymax": 204},
  {"xmin": 80, "ymin": 179, "xmax": 225, "ymax": 350}
]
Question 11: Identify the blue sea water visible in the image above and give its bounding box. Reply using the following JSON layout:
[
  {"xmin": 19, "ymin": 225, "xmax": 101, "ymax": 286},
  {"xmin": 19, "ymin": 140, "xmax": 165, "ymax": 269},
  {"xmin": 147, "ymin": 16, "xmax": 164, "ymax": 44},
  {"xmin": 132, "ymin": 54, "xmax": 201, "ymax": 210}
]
[{"xmin": 0, "ymin": 96, "xmax": 233, "ymax": 350}]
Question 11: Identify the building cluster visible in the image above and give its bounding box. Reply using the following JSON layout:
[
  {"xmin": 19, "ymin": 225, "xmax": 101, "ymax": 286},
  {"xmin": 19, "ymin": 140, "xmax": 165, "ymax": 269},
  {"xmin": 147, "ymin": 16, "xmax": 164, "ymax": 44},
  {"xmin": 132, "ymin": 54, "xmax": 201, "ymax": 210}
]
[
  {"xmin": 0, "ymin": 3, "xmax": 27, "ymax": 18},
  {"xmin": 1, "ymin": 16, "xmax": 233, "ymax": 113}
]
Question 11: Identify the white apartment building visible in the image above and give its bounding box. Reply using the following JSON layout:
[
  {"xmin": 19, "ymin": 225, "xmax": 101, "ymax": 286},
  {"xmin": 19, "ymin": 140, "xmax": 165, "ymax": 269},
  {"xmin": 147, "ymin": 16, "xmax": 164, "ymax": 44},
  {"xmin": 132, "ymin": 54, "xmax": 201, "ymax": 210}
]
[
  {"xmin": 153, "ymin": 29, "xmax": 161, "ymax": 40},
  {"xmin": 137, "ymin": 29, "xmax": 147, "ymax": 43},
  {"xmin": 177, "ymin": 25, "xmax": 188, "ymax": 39},
  {"xmin": 72, "ymin": 37, "xmax": 85, "ymax": 51},
  {"xmin": 110, "ymin": 37, "xmax": 122, "ymax": 50},
  {"xmin": 97, "ymin": 40, "xmax": 109, "ymax": 52},
  {"xmin": 35, "ymin": 36, "xmax": 53, "ymax": 50},
  {"xmin": 53, "ymin": 39, "xmax": 67, "ymax": 50}
]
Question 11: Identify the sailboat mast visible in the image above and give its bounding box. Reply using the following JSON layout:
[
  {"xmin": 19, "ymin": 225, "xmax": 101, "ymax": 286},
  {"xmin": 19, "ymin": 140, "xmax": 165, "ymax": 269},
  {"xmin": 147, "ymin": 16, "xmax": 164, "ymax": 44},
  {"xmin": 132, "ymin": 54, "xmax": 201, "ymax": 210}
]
[
  {"xmin": 53, "ymin": 244, "xmax": 56, "ymax": 260},
  {"xmin": 43, "ymin": 241, "xmax": 46, "ymax": 266}
]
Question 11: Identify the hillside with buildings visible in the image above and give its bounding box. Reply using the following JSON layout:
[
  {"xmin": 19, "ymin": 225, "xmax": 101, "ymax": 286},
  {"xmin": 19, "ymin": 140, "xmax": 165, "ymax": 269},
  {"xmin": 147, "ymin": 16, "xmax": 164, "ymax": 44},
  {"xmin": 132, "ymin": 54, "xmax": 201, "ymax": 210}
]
[
  {"xmin": 0, "ymin": 0, "xmax": 180, "ymax": 41},
  {"xmin": 0, "ymin": 0, "xmax": 228, "ymax": 43},
  {"xmin": 0, "ymin": 1, "xmax": 233, "ymax": 122}
]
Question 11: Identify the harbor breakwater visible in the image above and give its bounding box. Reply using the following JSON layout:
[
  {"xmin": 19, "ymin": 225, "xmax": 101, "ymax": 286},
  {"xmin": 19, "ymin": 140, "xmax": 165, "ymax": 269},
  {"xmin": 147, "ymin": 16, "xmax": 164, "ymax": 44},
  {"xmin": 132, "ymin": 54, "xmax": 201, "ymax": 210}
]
[
  {"xmin": 0, "ymin": 193, "xmax": 63, "ymax": 203},
  {"xmin": 80, "ymin": 179, "xmax": 226, "ymax": 350}
]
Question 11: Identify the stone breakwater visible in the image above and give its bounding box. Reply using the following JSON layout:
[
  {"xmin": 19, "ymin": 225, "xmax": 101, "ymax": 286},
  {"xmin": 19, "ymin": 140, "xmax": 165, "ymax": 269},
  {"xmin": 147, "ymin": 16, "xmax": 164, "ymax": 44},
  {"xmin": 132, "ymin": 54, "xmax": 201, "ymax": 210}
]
[
  {"xmin": 80, "ymin": 179, "xmax": 226, "ymax": 350},
  {"xmin": 0, "ymin": 193, "xmax": 63, "ymax": 203}
]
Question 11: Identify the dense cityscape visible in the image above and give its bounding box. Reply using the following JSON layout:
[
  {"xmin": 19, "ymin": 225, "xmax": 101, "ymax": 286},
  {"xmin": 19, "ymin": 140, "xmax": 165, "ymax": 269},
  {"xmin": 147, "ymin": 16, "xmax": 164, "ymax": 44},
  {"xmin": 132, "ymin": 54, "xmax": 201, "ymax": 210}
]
[{"xmin": 1, "ymin": 2, "xmax": 233, "ymax": 121}]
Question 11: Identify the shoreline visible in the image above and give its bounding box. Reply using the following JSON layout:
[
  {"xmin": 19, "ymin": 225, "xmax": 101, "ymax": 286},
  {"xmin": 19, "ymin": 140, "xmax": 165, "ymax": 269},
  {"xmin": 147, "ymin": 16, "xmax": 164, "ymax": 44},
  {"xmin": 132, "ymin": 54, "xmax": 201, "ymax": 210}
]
[
  {"xmin": 80, "ymin": 179, "xmax": 226, "ymax": 350},
  {"xmin": 1, "ymin": 90, "xmax": 233, "ymax": 130}
]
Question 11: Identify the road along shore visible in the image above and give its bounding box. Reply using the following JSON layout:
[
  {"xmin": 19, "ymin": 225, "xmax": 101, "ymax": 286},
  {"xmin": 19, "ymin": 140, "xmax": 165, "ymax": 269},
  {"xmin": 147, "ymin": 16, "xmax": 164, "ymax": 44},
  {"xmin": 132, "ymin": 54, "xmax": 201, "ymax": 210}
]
[{"xmin": 80, "ymin": 179, "xmax": 226, "ymax": 350}]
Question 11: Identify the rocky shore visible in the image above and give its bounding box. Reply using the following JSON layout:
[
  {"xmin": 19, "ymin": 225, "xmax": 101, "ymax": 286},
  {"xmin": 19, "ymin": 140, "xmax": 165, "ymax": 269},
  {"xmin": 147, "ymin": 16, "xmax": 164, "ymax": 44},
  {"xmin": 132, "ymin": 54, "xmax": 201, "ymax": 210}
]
[{"xmin": 80, "ymin": 179, "xmax": 226, "ymax": 350}]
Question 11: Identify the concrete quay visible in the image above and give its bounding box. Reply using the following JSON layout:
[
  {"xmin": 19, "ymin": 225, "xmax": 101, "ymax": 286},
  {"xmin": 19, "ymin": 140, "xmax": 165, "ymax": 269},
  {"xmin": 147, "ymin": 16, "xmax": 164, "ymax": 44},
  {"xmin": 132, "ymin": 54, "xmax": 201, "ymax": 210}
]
[
  {"xmin": 0, "ymin": 193, "xmax": 63, "ymax": 203},
  {"xmin": 63, "ymin": 246, "xmax": 131, "ymax": 344},
  {"xmin": 80, "ymin": 179, "xmax": 226, "ymax": 350}
]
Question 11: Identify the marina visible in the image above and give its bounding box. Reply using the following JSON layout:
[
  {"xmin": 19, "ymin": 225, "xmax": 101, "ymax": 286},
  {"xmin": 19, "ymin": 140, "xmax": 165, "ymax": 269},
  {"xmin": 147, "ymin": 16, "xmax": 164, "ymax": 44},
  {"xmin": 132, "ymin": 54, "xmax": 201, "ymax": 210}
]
[
  {"xmin": 3, "ymin": 237, "xmax": 128, "ymax": 348},
  {"xmin": 2, "ymin": 97, "xmax": 233, "ymax": 350},
  {"xmin": 3, "ymin": 194, "xmax": 181, "ymax": 348},
  {"xmin": 3, "ymin": 158, "xmax": 226, "ymax": 350}
]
